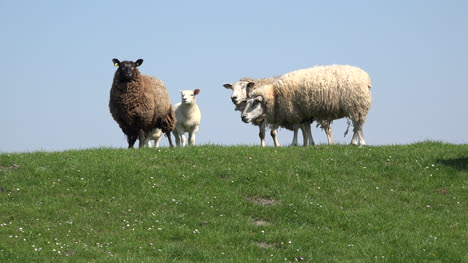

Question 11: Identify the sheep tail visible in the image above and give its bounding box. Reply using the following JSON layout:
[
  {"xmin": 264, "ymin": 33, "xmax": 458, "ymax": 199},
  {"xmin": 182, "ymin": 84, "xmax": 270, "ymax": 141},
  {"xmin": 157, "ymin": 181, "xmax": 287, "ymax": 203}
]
[
  {"xmin": 160, "ymin": 107, "xmax": 176, "ymax": 134},
  {"xmin": 344, "ymin": 119, "xmax": 352, "ymax": 137}
]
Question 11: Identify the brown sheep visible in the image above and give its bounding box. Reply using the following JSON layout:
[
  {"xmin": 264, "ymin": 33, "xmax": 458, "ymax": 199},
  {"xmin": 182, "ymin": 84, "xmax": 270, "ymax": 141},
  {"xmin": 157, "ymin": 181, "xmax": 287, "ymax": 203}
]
[{"xmin": 109, "ymin": 58, "xmax": 175, "ymax": 148}]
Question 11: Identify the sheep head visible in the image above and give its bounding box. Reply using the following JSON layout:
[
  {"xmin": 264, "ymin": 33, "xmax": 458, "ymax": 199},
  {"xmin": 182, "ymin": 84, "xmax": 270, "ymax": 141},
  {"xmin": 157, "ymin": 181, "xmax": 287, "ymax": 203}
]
[
  {"xmin": 241, "ymin": 95, "xmax": 264, "ymax": 124},
  {"xmin": 223, "ymin": 81, "xmax": 253, "ymax": 106},
  {"xmin": 112, "ymin": 58, "xmax": 143, "ymax": 81},
  {"xmin": 179, "ymin": 89, "xmax": 200, "ymax": 105},
  {"xmin": 223, "ymin": 81, "xmax": 254, "ymax": 107}
]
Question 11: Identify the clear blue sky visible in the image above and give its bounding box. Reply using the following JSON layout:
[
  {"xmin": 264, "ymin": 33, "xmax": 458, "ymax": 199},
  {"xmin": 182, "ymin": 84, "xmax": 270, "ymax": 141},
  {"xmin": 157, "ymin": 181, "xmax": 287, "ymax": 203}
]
[{"xmin": 1, "ymin": 0, "xmax": 467, "ymax": 152}]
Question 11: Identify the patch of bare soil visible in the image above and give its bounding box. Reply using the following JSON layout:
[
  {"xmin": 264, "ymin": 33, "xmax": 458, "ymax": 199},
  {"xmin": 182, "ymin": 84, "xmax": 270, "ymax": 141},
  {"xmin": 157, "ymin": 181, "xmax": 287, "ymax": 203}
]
[
  {"xmin": 437, "ymin": 188, "xmax": 447, "ymax": 195},
  {"xmin": 251, "ymin": 218, "xmax": 272, "ymax": 226},
  {"xmin": 0, "ymin": 164, "xmax": 20, "ymax": 172},
  {"xmin": 247, "ymin": 196, "xmax": 278, "ymax": 206},
  {"xmin": 255, "ymin": 242, "xmax": 275, "ymax": 249}
]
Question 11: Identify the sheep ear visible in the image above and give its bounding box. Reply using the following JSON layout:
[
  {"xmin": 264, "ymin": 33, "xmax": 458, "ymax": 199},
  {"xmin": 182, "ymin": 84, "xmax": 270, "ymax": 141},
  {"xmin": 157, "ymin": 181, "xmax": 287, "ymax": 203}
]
[
  {"xmin": 194, "ymin": 89, "xmax": 200, "ymax": 95},
  {"xmin": 223, "ymin": 84, "xmax": 232, "ymax": 90},
  {"xmin": 112, "ymin": 58, "xmax": 120, "ymax": 67},
  {"xmin": 246, "ymin": 82, "xmax": 255, "ymax": 97},
  {"xmin": 135, "ymin": 59, "xmax": 143, "ymax": 67}
]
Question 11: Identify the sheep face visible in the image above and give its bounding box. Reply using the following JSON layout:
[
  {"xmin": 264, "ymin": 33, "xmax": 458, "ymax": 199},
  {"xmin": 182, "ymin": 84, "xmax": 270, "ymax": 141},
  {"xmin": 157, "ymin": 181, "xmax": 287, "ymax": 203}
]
[
  {"xmin": 241, "ymin": 95, "xmax": 264, "ymax": 123},
  {"xmin": 180, "ymin": 89, "xmax": 200, "ymax": 105},
  {"xmin": 113, "ymin": 58, "xmax": 143, "ymax": 81},
  {"xmin": 223, "ymin": 81, "xmax": 254, "ymax": 107}
]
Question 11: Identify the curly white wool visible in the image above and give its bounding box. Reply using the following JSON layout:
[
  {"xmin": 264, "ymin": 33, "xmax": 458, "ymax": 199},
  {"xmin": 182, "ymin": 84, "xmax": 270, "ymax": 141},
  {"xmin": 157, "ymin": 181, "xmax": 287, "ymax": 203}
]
[
  {"xmin": 172, "ymin": 89, "xmax": 201, "ymax": 146},
  {"xmin": 242, "ymin": 65, "xmax": 371, "ymax": 145},
  {"xmin": 224, "ymin": 77, "xmax": 318, "ymax": 146}
]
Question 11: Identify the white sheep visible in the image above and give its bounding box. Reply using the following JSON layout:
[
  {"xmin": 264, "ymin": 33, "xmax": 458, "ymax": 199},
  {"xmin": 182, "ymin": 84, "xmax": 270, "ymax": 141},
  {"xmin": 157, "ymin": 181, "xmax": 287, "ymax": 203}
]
[
  {"xmin": 145, "ymin": 128, "xmax": 162, "ymax": 148},
  {"xmin": 224, "ymin": 78, "xmax": 332, "ymax": 146},
  {"xmin": 172, "ymin": 89, "xmax": 201, "ymax": 146},
  {"xmin": 241, "ymin": 65, "xmax": 371, "ymax": 145},
  {"xmin": 224, "ymin": 78, "xmax": 281, "ymax": 146}
]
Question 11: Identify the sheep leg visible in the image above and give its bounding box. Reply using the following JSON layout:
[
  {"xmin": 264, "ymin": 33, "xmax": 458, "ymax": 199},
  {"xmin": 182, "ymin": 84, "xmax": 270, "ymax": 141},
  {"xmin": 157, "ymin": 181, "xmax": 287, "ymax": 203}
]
[
  {"xmin": 351, "ymin": 121, "xmax": 361, "ymax": 145},
  {"xmin": 271, "ymin": 125, "xmax": 280, "ymax": 147},
  {"xmin": 259, "ymin": 124, "xmax": 266, "ymax": 147},
  {"xmin": 166, "ymin": 131, "xmax": 174, "ymax": 148},
  {"xmin": 300, "ymin": 124, "xmax": 307, "ymax": 146},
  {"xmin": 138, "ymin": 130, "xmax": 149, "ymax": 148},
  {"xmin": 351, "ymin": 133, "xmax": 359, "ymax": 145},
  {"xmin": 172, "ymin": 130, "xmax": 181, "ymax": 147},
  {"xmin": 358, "ymin": 127, "xmax": 366, "ymax": 146},
  {"xmin": 154, "ymin": 136, "xmax": 162, "ymax": 148},
  {"xmin": 188, "ymin": 126, "xmax": 198, "ymax": 146},
  {"xmin": 188, "ymin": 132, "xmax": 196, "ymax": 146},
  {"xmin": 127, "ymin": 135, "xmax": 137, "ymax": 149},
  {"xmin": 180, "ymin": 133, "xmax": 186, "ymax": 147},
  {"xmin": 145, "ymin": 140, "xmax": 154, "ymax": 148},
  {"xmin": 325, "ymin": 124, "xmax": 333, "ymax": 145},
  {"xmin": 291, "ymin": 125, "xmax": 299, "ymax": 146},
  {"xmin": 302, "ymin": 123, "xmax": 314, "ymax": 146},
  {"xmin": 308, "ymin": 122, "xmax": 315, "ymax": 145}
]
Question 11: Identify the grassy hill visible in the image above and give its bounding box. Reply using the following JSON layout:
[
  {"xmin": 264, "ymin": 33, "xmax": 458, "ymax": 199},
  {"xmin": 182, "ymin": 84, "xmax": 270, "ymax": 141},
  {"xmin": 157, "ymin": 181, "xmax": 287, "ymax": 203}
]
[{"xmin": 0, "ymin": 142, "xmax": 467, "ymax": 262}]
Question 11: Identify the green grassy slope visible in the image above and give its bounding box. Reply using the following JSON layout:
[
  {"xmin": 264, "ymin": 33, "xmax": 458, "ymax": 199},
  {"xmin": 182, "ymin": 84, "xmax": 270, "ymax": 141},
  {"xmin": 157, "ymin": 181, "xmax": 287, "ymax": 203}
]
[{"xmin": 0, "ymin": 142, "xmax": 467, "ymax": 262}]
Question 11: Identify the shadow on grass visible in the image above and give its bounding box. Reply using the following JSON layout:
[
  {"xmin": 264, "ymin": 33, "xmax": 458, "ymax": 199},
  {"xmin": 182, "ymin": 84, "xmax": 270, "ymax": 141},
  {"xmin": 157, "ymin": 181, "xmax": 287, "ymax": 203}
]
[{"xmin": 437, "ymin": 157, "xmax": 468, "ymax": 171}]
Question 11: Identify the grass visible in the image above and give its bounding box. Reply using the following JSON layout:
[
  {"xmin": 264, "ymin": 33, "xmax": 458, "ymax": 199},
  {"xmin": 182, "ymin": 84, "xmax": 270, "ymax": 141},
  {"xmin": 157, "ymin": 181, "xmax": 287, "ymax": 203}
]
[{"xmin": 0, "ymin": 142, "xmax": 467, "ymax": 262}]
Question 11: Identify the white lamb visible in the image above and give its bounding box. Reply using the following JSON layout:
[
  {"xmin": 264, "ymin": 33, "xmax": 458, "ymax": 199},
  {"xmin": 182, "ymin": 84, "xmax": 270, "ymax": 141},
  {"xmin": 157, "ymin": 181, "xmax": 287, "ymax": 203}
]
[{"xmin": 172, "ymin": 89, "xmax": 201, "ymax": 146}]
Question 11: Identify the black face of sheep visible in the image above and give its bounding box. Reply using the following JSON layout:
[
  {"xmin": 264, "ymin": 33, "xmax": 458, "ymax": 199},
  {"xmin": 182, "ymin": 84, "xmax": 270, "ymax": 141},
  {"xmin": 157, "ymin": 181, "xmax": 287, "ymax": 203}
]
[
  {"xmin": 112, "ymin": 58, "xmax": 143, "ymax": 81},
  {"xmin": 241, "ymin": 95, "xmax": 264, "ymax": 123}
]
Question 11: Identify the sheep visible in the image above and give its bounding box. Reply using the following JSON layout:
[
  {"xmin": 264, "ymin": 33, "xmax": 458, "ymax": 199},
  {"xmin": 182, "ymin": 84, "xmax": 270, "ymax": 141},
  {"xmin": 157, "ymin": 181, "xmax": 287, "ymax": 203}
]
[
  {"xmin": 241, "ymin": 65, "xmax": 371, "ymax": 145},
  {"xmin": 172, "ymin": 89, "xmax": 201, "ymax": 146},
  {"xmin": 225, "ymin": 77, "xmax": 313, "ymax": 146},
  {"xmin": 145, "ymin": 128, "xmax": 162, "ymax": 148},
  {"xmin": 224, "ymin": 77, "xmax": 332, "ymax": 146},
  {"xmin": 224, "ymin": 77, "xmax": 282, "ymax": 146},
  {"xmin": 109, "ymin": 58, "xmax": 175, "ymax": 148}
]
